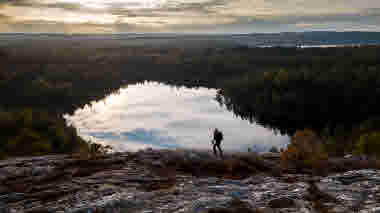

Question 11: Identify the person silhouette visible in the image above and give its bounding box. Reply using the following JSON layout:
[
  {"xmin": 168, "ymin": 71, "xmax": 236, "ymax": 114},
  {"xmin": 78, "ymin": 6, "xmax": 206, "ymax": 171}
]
[{"xmin": 212, "ymin": 128, "xmax": 224, "ymax": 158}]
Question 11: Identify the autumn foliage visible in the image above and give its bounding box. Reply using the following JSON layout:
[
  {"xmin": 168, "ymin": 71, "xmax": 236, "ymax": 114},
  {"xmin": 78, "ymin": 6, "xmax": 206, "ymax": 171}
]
[{"xmin": 281, "ymin": 129, "xmax": 328, "ymax": 173}]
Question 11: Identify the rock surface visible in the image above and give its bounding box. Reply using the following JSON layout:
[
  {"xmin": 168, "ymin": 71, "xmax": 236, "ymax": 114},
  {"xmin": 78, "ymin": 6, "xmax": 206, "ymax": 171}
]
[{"xmin": 0, "ymin": 150, "xmax": 379, "ymax": 213}]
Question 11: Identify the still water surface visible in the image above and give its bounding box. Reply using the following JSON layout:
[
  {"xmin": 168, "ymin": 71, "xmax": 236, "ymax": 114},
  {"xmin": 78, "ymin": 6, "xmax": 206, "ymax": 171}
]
[{"xmin": 66, "ymin": 82, "xmax": 290, "ymax": 152}]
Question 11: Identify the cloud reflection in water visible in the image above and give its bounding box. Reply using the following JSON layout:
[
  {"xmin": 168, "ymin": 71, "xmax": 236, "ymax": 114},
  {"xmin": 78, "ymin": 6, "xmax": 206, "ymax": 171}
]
[{"xmin": 66, "ymin": 82, "xmax": 290, "ymax": 152}]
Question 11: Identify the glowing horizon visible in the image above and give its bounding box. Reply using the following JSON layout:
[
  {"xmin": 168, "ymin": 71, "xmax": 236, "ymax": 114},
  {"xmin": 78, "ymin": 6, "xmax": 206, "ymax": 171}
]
[{"xmin": 1, "ymin": 0, "xmax": 380, "ymax": 33}]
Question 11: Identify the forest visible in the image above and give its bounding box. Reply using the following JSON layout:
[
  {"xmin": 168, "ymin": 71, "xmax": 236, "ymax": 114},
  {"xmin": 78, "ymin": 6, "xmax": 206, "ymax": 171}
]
[{"xmin": 1, "ymin": 45, "xmax": 380, "ymax": 158}]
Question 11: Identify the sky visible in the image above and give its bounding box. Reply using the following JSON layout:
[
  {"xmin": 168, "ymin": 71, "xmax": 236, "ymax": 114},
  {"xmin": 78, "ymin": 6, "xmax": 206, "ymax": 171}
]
[{"xmin": 0, "ymin": 0, "xmax": 380, "ymax": 33}]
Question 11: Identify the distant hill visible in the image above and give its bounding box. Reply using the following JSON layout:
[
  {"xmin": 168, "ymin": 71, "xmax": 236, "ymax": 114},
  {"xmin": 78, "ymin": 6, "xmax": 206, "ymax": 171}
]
[
  {"xmin": 0, "ymin": 31, "xmax": 379, "ymax": 50},
  {"xmin": 240, "ymin": 31, "xmax": 380, "ymax": 47}
]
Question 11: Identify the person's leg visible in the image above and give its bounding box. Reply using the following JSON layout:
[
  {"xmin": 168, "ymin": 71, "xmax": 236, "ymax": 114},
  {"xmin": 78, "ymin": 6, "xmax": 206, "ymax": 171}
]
[
  {"xmin": 217, "ymin": 144, "xmax": 223, "ymax": 158},
  {"xmin": 213, "ymin": 144, "xmax": 218, "ymax": 157}
]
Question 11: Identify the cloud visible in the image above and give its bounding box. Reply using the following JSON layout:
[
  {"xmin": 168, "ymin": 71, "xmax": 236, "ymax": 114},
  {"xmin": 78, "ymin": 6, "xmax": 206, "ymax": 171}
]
[
  {"xmin": 0, "ymin": 19, "xmax": 117, "ymax": 33},
  {"xmin": 1, "ymin": 0, "xmax": 379, "ymax": 33},
  {"xmin": 0, "ymin": 13, "xmax": 10, "ymax": 20},
  {"xmin": 0, "ymin": 0, "xmax": 82, "ymax": 11},
  {"xmin": 121, "ymin": 128, "xmax": 178, "ymax": 148},
  {"xmin": 88, "ymin": 128, "xmax": 179, "ymax": 149},
  {"xmin": 167, "ymin": 119, "xmax": 204, "ymax": 129}
]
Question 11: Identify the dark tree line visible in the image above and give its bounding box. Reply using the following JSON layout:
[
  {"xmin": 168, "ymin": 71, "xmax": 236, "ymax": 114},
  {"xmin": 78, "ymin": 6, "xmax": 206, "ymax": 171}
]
[{"xmin": 218, "ymin": 64, "xmax": 380, "ymax": 135}]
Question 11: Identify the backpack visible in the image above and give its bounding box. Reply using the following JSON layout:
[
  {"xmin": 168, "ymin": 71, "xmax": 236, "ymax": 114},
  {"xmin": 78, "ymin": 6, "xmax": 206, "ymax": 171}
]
[{"xmin": 215, "ymin": 130, "xmax": 223, "ymax": 141}]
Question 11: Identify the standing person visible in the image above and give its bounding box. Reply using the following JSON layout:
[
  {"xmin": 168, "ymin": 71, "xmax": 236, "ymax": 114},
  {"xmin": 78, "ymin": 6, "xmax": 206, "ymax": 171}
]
[{"xmin": 212, "ymin": 128, "xmax": 224, "ymax": 158}]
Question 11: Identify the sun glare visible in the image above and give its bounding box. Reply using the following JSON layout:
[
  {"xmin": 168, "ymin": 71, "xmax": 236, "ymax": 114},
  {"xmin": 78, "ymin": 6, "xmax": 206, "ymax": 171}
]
[{"xmin": 55, "ymin": 0, "xmax": 168, "ymax": 9}]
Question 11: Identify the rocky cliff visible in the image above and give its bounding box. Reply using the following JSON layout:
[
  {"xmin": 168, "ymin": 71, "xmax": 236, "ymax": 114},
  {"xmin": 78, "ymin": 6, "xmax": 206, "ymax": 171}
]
[{"xmin": 1, "ymin": 149, "xmax": 380, "ymax": 213}]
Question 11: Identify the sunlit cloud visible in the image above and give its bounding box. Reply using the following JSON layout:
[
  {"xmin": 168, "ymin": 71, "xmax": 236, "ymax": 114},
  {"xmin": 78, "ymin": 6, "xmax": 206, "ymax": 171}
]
[{"xmin": 0, "ymin": 0, "xmax": 379, "ymax": 33}]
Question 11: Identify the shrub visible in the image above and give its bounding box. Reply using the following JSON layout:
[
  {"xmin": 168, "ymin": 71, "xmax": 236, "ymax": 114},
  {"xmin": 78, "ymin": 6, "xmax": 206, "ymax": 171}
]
[
  {"xmin": 281, "ymin": 129, "xmax": 328, "ymax": 173},
  {"xmin": 0, "ymin": 149, "xmax": 5, "ymax": 160},
  {"xmin": 360, "ymin": 118, "xmax": 380, "ymax": 132},
  {"xmin": 355, "ymin": 131, "xmax": 380, "ymax": 157},
  {"xmin": 0, "ymin": 109, "xmax": 89, "ymax": 157}
]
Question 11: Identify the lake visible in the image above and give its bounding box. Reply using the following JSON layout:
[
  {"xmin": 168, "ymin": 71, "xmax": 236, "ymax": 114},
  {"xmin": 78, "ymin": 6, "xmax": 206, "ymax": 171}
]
[{"xmin": 65, "ymin": 82, "xmax": 289, "ymax": 152}]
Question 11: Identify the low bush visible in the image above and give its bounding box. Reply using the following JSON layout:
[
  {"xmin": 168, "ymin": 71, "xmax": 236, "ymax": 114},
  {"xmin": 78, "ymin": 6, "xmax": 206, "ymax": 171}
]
[
  {"xmin": 0, "ymin": 108, "xmax": 89, "ymax": 158},
  {"xmin": 354, "ymin": 131, "xmax": 380, "ymax": 157},
  {"xmin": 281, "ymin": 129, "xmax": 329, "ymax": 174}
]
